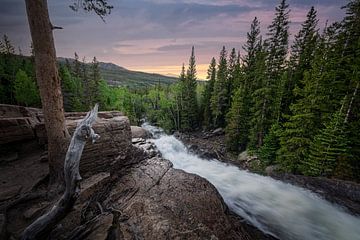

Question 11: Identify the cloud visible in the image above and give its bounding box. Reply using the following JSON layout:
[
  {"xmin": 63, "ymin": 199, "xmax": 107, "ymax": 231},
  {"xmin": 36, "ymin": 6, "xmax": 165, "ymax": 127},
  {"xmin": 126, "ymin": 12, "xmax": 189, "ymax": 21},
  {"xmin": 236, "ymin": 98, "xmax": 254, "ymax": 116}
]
[{"xmin": 0, "ymin": 0, "xmax": 346, "ymax": 77}]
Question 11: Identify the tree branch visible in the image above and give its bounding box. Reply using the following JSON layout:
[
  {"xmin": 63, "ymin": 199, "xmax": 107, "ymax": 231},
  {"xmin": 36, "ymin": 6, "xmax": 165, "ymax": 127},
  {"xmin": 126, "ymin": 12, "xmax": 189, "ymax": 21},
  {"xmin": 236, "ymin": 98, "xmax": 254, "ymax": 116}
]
[{"xmin": 21, "ymin": 104, "xmax": 100, "ymax": 240}]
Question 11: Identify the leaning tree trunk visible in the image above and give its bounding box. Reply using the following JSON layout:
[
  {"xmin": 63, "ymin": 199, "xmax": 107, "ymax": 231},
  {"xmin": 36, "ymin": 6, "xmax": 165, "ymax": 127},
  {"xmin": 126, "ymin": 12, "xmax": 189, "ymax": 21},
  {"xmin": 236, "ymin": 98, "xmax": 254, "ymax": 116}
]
[
  {"xmin": 21, "ymin": 104, "xmax": 100, "ymax": 240},
  {"xmin": 25, "ymin": 0, "xmax": 70, "ymax": 185}
]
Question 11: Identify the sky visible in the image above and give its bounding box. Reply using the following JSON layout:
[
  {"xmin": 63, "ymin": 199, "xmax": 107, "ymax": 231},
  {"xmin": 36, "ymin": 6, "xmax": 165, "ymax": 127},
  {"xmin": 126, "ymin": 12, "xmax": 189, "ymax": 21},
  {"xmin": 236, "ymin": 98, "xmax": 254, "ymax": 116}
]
[{"xmin": 0, "ymin": 0, "xmax": 347, "ymax": 79}]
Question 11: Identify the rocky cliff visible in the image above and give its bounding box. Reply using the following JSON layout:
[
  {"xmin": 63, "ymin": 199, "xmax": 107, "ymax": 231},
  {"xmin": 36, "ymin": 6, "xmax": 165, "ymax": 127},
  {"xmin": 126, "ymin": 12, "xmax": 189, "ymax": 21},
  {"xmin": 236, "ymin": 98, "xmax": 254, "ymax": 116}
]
[{"xmin": 0, "ymin": 104, "xmax": 274, "ymax": 240}]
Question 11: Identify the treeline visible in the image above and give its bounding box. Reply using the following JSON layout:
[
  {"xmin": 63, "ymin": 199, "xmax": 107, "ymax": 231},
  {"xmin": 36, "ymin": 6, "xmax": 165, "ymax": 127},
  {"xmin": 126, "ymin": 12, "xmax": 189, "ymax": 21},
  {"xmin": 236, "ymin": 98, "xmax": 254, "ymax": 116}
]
[
  {"xmin": 1, "ymin": 0, "xmax": 359, "ymax": 181},
  {"xmin": 198, "ymin": 0, "xmax": 360, "ymax": 181}
]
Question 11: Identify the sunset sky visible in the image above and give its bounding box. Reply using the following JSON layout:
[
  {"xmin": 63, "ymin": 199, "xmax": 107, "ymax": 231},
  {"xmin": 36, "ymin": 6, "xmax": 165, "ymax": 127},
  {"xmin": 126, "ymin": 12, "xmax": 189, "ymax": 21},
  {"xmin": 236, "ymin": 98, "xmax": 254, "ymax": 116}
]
[{"xmin": 1, "ymin": 0, "xmax": 346, "ymax": 79}]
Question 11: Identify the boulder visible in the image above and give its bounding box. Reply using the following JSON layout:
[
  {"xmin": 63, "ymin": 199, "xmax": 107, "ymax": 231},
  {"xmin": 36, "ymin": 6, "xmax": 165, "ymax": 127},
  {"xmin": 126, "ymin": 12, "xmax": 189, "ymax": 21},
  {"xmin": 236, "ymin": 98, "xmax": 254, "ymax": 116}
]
[
  {"xmin": 131, "ymin": 126, "xmax": 151, "ymax": 139},
  {"xmin": 105, "ymin": 157, "xmax": 255, "ymax": 239},
  {"xmin": 67, "ymin": 116, "xmax": 132, "ymax": 178}
]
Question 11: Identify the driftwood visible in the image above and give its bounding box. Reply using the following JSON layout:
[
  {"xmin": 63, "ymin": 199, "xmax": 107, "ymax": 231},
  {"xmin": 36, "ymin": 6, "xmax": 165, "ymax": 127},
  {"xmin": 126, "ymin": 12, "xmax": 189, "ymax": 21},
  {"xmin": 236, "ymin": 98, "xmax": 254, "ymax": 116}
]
[{"xmin": 21, "ymin": 104, "xmax": 100, "ymax": 240}]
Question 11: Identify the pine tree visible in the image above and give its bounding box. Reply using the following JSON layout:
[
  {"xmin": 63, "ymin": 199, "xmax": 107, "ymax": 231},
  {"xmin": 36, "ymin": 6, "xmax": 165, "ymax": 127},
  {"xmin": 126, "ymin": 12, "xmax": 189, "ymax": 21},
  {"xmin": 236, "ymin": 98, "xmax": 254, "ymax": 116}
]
[
  {"xmin": 90, "ymin": 56, "xmax": 101, "ymax": 105},
  {"xmin": 225, "ymin": 86, "xmax": 249, "ymax": 151},
  {"xmin": 249, "ymin": 39, "xmax": 272, "ymax": 148},
  {"xmin": 202, "ymin": 57, "xmax": 216, "ymax": 128},
  {"xmin": 337, "ymin": 0, "xmax": 360, "ymax": 180},
  {"xmin": 211, "ymin": 46, "xmax": 228, "ymax": 127},
  {"xmin": 258, "ymin": 123, "xmax": 281, "ymax": 167},
  {"xmin": 265, "ymin": 0, "xmax": 290, "ymax": 123},
  {"xmin": 277, "ymin": 26, "xmax": 344, "ymax": 173},
  {"xmin": 243, "ymin": 17, "xmax": 261, "ymax": 75},
  {"xmin": 0, "ymin": 34, "xmax": 15, "ymax": 55},
  {"xmin": 180, "ymin": 46, "xmax": 198, "ymax": 131},
  {"xmin": 284, "ymin": 6, "xmax": 319, "ymax": 115},
  {"xmin": 305, "ymin": 110, "xmax": 351, "ymax": 178},
  {"xmin": 227, "ymin": 48, "xmax": 237, "ymax": 98},
  {"xmin": 14, "ymin": 69, "xmax": 40, "ymax": 107}
]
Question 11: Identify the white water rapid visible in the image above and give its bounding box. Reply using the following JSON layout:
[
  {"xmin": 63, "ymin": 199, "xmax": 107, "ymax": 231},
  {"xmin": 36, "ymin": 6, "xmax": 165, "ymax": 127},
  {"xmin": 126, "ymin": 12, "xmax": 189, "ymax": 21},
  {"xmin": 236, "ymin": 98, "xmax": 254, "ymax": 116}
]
[{"xmin": 142, "ymin": 123, "xmax": 360, "ymax": 240}]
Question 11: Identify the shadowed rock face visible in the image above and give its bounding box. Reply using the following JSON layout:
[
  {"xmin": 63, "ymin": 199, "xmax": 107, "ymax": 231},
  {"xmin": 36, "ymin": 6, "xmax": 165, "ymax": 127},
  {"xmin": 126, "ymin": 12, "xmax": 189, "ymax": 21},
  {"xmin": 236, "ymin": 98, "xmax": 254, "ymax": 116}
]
[{"xmin": 0, "ymin": 105, "xmax": 274, "ymax": 240}]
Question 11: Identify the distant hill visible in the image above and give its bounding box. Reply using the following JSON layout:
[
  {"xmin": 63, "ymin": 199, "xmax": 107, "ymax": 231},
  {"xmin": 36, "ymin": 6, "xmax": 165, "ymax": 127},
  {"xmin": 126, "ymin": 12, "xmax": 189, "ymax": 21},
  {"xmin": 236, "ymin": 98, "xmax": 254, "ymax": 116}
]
[{"xmin": 58, "ymin": 57, "xmax": 178, "ymax": 89}]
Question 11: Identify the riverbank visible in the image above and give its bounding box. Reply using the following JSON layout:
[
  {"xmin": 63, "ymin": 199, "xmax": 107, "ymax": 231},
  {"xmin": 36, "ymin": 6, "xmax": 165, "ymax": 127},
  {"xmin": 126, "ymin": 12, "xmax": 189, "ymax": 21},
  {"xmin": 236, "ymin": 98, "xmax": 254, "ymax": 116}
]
[{"xmin": 175, "ymin": 130, "xmax": 360, "ymax": 216}]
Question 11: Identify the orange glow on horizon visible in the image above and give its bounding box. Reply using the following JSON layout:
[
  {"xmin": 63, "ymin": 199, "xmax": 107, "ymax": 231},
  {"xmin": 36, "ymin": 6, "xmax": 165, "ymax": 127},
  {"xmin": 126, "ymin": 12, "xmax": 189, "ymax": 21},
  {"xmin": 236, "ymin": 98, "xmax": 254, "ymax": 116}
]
[{"xmin": 128, "ymin": 64, "xmax": 209, "ymax": 80}]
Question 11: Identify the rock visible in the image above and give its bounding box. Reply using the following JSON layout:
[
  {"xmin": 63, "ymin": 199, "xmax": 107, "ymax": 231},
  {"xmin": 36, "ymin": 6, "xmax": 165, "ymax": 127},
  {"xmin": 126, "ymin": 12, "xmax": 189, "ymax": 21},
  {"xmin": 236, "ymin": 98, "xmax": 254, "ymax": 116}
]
[
  {"xmin": 80, "ymin": 172, "xmax": 111, "ymax": 202},
  {"xmin": 23, "ymin": 203, "xmax": 49, "ymax": 219},
  {"xmin": 212, "ymin": 128, "xmax": 224, "ymax": 136},
  {"xmin": 0, "ymin": 152, "xmax": 18, "ymax": 163},
  {"xmin": 67, "ymin": 116, "xmax": 132, "ymax": 178},
  {"xmin": 131, "ymin": 126, "xmax": 151, "ymax": 139},
  {"xmin": 237, "ymin": 151, "xmax": 248, "ymax": 162},
  {"xmin": 0, "ymin": 214, "xmax": 6, "ymax": 240},
  {"xmin": 265, "ymin": 165, "xmax": 280, "ymax": 176},
  {"xmin": 104, "ymin": 157, "xmax": 257, "ymax": 239},
  {"xmin": 271, "ymin": 173, "xmax": 360, "ymax": 215},
  {"xmin": 0, "ymin": 118, "xmax": 36, "ymax": 144},
  {"xmin": 0, "ymin": 185, "xmax": 22, "ymax": 201},
  {"xmin": 85, "ymin": 213, "xmax": 113, "ymax": 240}
]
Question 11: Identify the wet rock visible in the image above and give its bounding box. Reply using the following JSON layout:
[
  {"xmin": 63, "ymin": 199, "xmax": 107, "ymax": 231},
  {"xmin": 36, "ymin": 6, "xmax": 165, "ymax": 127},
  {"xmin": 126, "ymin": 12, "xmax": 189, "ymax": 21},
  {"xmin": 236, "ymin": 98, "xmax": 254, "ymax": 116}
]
[
  {"xmin": 265, "ymin": 165, "xmax": 280, "ymax": 176},
  {"xmin": 131, "ymin": 126, "xmax": 151, "ymax": 139},
  {"xmin": 271, "ymin": 173, "xmax": 360, "ymax": 215}
]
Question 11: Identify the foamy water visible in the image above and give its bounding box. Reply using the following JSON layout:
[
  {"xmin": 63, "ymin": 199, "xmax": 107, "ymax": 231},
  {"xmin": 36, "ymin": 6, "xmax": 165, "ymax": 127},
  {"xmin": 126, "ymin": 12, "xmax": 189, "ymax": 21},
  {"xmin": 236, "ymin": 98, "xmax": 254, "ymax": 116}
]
[{"xmin": 142, "ymin": 123, "xmax": 360, "ymax": 240}]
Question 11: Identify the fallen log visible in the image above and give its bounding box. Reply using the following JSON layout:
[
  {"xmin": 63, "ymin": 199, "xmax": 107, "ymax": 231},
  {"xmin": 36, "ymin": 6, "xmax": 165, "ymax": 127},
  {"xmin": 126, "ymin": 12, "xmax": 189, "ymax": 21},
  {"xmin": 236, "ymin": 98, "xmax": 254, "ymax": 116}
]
[{"xmin": 21, "ymin": 104, "xmax": 100, "ymax": 240}]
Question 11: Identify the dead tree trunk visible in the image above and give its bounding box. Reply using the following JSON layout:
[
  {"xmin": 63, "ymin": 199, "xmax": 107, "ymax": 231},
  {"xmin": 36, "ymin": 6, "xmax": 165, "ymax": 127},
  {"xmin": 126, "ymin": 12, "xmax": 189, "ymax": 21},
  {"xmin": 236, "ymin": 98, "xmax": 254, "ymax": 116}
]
[
  {"xmin": 21, "ymin": 104, "xmax": 100, "ymax": 240},
  {"xmin": 25, "ymin": 0, "xmax": 70, "ymax": 186}
]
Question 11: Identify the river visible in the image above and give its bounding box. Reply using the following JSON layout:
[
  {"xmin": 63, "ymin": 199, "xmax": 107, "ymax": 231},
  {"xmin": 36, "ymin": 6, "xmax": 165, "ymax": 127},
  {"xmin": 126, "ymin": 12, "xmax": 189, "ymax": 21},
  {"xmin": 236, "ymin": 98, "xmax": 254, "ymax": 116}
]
[{"xmin": 142, "ymin": 123, "xmax": 360, "ymax": 240}]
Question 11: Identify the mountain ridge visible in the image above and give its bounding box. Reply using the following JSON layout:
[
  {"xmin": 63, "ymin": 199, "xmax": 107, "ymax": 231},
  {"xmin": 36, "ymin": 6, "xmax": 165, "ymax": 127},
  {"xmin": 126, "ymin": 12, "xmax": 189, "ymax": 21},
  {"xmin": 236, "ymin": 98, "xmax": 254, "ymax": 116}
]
[{"xmin": 57, "ymin": 57, "xmax": 178, "ymax": 88}]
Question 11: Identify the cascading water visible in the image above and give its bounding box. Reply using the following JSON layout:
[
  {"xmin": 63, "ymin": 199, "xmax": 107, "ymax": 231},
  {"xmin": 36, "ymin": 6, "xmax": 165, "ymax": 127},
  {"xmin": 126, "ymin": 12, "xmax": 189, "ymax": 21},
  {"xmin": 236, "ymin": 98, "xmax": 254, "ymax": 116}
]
[{"xmin": 142, "ymin": 123, "xmax": 360, "ymax": 240}]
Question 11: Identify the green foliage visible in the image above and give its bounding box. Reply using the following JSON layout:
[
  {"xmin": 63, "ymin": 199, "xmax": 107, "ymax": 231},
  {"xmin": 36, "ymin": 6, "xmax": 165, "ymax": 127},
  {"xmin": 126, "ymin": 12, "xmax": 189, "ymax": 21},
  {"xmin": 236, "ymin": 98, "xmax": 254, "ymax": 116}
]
[
  {"xmin": 258, "ymin": 123, "xmax": 281, "ymax": 167},
  {"xmin": 14, "ymin": 69, "xmax": 40, "ymax": 107},
  {"xmin": 202, "ymin": 57, "xmax": 216, "ymax": 128},
  {"xmin": 180, "ymin": 46, "xmax": 198, "ymax": 131},
  {"xmin": 211, "ymin": 46, "xmax": 228, "ymax": 127},
  {"xmin": 225, "ymin": 87, "xmax": 249, "ymax": 151},
  {"xmin": 304, "ymin": 111, "xmax": 352, "ymax": 178}
]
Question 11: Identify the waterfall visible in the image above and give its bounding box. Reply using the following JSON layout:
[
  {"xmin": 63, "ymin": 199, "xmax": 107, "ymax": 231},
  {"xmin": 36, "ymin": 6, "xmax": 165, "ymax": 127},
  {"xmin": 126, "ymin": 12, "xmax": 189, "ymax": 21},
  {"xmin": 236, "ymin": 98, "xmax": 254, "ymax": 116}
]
[{"xmin": 142, "ymin": 123, "xmax": 360, "ymax": 240}]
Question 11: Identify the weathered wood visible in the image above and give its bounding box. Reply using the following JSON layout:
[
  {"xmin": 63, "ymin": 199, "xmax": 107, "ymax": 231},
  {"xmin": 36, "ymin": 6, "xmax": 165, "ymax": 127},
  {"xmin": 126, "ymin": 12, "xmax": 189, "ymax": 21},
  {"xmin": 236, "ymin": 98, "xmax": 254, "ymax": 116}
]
[{"xmin": 21, "ymin": 104, "xmax": 100, "ymax": 240}]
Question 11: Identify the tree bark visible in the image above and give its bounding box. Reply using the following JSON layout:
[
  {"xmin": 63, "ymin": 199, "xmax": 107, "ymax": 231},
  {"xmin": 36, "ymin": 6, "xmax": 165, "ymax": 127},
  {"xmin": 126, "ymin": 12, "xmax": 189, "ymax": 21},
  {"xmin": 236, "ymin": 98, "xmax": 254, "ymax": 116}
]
[
  {"xmin": 21, "ymin": 105, "xmax": 100, "ymax": 240},
  {"xmin": 25, "ymin": 0, "xmax": 70, "ymax": 185}
]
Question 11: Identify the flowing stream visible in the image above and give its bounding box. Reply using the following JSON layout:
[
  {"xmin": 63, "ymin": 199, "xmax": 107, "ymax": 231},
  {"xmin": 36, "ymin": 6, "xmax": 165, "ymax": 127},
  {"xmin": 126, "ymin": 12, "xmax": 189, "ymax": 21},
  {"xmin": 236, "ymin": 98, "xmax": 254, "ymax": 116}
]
[{"xmin": 142, "ymin": 123, "xmax": 360, "ymax": 240}]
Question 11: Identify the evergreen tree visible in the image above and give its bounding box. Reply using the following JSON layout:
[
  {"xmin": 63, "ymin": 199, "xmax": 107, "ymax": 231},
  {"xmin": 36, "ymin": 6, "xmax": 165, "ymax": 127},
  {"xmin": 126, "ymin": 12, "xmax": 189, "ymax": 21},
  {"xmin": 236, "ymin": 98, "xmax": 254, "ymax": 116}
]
[
  {"xmin": 258, "ymin": 123, "xmax": 281, "ymax": 167},
  {"xmin": 225, "ymin": 86, "xmax": 249, "ymax": 151},
  {"xmin": 277, "ymin": 26, "xmax": 344, "ymax": 173},
  {"xmin": 180, "ymin": 46, "xmax": 198, "ymax": 131},
  {"xmin": 211, "ymin": 46, "xmax": 228, "ymax": 127},
  {"xmin": 249, "ymin": 39, "xmax": 271, "ymax": 148},
  {"xmin": 284, "ymin": 6, "xmax": 319, "ymax": 115},
  {"xmin": 202, "ymin": 57, "xmax": 216, "ymax": 128},
  {"xmin": 243, "ymin": 17, "xmax": 261, "ymax": 75},
  {"xmin": 305, "ymin": 110, "xmax": 352, "ymax": 178},
  {"xmin": 14, "ymin": 69, "xmax": 40, "ymax": 107},
  {"xmin": 265, "ymin": 0, "xmax": 290, "ymax": 123},
  {"xmin": 0, "ymin": 34, "xmax": 15, "ymax": 55},
  {"xmin": 227, "ymin": 48, "xmax": 237, "ymax": 98},
  {"xmin": 90, "ymin": 56, "xmax": 101, "ymax": 105}
]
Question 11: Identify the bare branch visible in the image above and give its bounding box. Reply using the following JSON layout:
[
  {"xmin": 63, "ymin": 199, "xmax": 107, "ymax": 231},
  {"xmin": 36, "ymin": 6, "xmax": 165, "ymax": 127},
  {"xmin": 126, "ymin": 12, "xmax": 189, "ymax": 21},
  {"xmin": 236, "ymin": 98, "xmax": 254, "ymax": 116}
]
[{"xmin": 21, "ymin": 104, "xmax": 100, "ymax": 240}]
